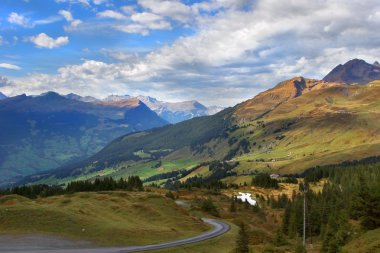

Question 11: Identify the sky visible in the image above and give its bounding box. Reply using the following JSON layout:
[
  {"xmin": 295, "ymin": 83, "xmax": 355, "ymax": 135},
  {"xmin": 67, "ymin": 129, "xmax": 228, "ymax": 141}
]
[{"xmin": 0, "ymin": 0, "xmax": 380, "ymax": 106}]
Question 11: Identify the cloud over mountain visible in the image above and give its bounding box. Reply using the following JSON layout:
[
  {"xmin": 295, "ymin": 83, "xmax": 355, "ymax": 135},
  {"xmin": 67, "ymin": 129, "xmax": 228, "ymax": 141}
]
[{"xmin": 2, "ymin": 0, "xmax": 380, "ymax": 106}]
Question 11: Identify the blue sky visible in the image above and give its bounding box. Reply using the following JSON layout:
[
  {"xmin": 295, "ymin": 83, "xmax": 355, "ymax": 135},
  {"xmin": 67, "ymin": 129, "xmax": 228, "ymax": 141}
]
[{"xmin": 1, "ymin": 0, "xmax": 380, "ymax": 106}]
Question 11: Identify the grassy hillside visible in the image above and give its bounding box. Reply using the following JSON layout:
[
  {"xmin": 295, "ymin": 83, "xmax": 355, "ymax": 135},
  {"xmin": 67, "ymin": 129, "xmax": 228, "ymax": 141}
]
[
  {"xmin": 233, "ymin": 83, "xmax": 380, "ymax": 174},
  {"xmin": 342, "ymin": 228, "xmax": 380, "ymax": 253},
  {"xmin": 0, "ymin": 192, "xmax": 207, "ymax": 246},
  {"xmin": 21, "ymin": 78, "xmax": 380, "ymax": 185}
]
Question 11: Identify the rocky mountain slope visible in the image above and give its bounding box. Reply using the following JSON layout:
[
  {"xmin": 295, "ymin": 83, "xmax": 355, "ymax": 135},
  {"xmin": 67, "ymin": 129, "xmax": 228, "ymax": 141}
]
[
  {"xmin": 21, "ymin": 59, "xmax": 380, "ymax": 185},
  {"xmin": 0, "ymin": 92, "xmax": 167, "ymax": 186},
  {"xmin": 323, "ymin": 59, "xmax": 380, "ymax": 84}
]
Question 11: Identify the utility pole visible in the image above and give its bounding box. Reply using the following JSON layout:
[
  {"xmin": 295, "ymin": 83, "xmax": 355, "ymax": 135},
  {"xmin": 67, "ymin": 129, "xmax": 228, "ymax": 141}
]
[{"xmin": 303, "ymin": 183, "xmax": 307, "ymax": 247}]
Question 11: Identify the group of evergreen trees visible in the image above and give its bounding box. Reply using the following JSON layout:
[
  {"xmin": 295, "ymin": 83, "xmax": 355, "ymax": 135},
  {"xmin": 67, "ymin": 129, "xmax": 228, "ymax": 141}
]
[
  {"xmin": 281, "ymin": 158, "xmax": 380, "ymax": 252},
  {"xmin": 163, "ymin": 160, "xmax": 239, "ymax": 191},
  {"xmin": 0, "ymin": 176, "xmax": 143, "ymax": 199},
  {"xmin": 66, "ymin": 176, "xmax": 143, "ymax": 192},
  {"xmin": 251, "ymin": 173, "xmax": 279, "ymax": 189}
]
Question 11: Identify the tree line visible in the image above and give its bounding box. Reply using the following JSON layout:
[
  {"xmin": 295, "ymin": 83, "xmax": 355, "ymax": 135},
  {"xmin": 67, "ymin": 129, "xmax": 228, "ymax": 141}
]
[
  {"xmin": 281, "ymin": 158, "xmax": 380, "ymax": 253},
  {"xmin": 0, "ymin": 176, "xmax": 143, "ymax": 199}
]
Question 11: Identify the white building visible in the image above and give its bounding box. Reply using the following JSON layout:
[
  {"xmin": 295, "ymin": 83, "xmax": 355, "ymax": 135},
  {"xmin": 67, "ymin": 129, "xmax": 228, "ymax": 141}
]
[{"xmin": 236, "ymin": 192, "xmax": 257, "ymax": 206}]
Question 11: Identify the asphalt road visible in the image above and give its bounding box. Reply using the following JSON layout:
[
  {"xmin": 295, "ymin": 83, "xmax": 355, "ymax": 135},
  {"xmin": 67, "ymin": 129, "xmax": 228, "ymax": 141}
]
[{"xmin": 1, "ymin": 218, "xmax": 230, "ymax": 253}]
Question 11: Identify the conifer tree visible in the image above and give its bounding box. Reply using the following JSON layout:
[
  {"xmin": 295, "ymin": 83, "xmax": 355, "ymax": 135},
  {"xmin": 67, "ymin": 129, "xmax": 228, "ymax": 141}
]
[
  {"xmin": 230, "ymin": 196, "xmax": 236, "ymax": 212},
  {"xmin": 236, "ymin": 223, "xmax": 250, "ymax": 253}
]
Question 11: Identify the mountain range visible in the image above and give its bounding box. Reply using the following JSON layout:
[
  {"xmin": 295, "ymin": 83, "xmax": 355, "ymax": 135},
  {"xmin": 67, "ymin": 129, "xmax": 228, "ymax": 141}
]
[
  {"xmin": 65, "ymin": 94, "xmax": 223, "ymax": 124},
  {"xmin": 0, "ymin": 92, "xmax": 167, "ymax": 186},
  {"xmin": 19, "ymin": 59, "xmax": 380, "ymax": 186},
  {"xmin": 137, "ymin": 96, "xmax": 223, "ymax": 123}
]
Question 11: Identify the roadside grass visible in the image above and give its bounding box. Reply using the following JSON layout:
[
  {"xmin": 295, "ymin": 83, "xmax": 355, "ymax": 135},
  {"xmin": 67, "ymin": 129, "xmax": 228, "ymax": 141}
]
[
  {"xmin": 0, "ymin": 192, "xmax": 208, "ymax": 246},
  {"xmin": 342, "ymin": 228, "xmax": 380, "ymax": 253},
  {"xmin": 143, "ymin": 221, "xmax": 239, "ymax": 253}
]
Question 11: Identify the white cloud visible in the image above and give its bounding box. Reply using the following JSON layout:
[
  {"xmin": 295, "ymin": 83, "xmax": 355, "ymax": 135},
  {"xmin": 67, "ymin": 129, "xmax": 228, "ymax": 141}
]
[
  {"xmin": 92, "ymin": 0, "xmax": 108, "ymax": 4},
  {"xmin": 0, "ymin": 63, "xmax": 21, "ymax": 70},
  {"xmin": 7, "ymin": 12, "xmax": 61, "ymax": 28},
  {"xmin": 28, "ymin": 33, "xmax": 69, "ymax": 49},
  {"xmin": 0, "ymin": 76, "xmax": 14, "ymax": 87},
  {"xmin": 6, "ymin": 0, "xmax": 380, "ymax": 106},
  {"xmin": 59, "ymin": 10, "xmax": 82, "ymax": 31},
  {"xmin": 97, "ymin": 10, "xmax": 126, "ymax": 20},
  {"xmin": 33, "ymin": 16, "xmax": 62, "ymax": 26},
  {"xmin": 101, "ymin": 50, "xmax": 134, "ymax": 61},
  {"xmin": 55, "ymin": 0, "xmax": 109, "ymax": 6},
  {"xmin": 8, "ymin": 12, "xmax": 29, "ymax": 27},
  {"xmin": 131, "ymin": 12, "xmax": 171, "ymax": 30},
  {"xmin": 121, "ymin": 6, "xmax": 136, "ymax": 14},
  {"xmin": 55, "ymin": 0, "xmax": 90, "ymax": 6},
  {"xmin": 114, "ymin": 24, "xmax": 149, "ymax": 36},
  {"xmin": 98, "ymin": 10, "xmax": 171, "ymax": 35},
  {"xmin": 138, "ymin": 0, "xmax": 192, "ymax": 23}
]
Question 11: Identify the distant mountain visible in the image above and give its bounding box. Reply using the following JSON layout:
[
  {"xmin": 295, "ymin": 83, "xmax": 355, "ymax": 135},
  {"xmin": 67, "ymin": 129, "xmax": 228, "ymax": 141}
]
[
  {"xmin": 0, "ymin": 92, "xmax": 167, "ymax": 186},
  {"xmin": 137, "ymin": 96, "xmax": 217, "ymax": 123},
  {"xmin": 66, "ymin": 94, "xmax": 222, "ymax": 124},
  {"xmin": 65, "ymin": 93, "xmax": 99, "ymax": 103},
  {"xmin": 323, "ymin": 59, "xmax": 380, "ymax": 84},
  {"xmin": 206, "ymin": 106, "xmax": 224, "ymax": 115},
  {"xmin": 0, "ymin": 92, "xmax": 6, "ymax": 100},
  {"xmin": 103, "ymin": 94, "xmax": 132, "ymax": 102}
]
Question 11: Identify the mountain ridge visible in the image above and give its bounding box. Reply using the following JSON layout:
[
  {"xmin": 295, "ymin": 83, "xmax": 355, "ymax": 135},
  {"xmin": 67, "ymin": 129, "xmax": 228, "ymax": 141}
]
[{"xmin": 323, "ymin": 58, "xmax": 380, "ymax": 84}]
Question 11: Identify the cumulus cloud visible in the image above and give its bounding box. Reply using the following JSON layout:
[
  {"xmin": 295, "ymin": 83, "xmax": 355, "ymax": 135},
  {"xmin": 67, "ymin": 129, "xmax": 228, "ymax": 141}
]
[
  {"xmin": 0, "ymin": 63, "xmax": 21, "ymax": 70},
  {"xmin": 0, "ymin": 76, "xmax": 14, "ymax": 88},
  {"xmin": 97, "ymin": 10, "xmax": 126, "ymax": 20},
  {"xmin": 131, "ymin": 12, "xmax": 171, "ymax": 30},
  {"xmin": 138, "ymin": 0, "xmax": 192, "ymax": 23},
  {"xmin": 8, "ymin": 12, "xmax": 29, "ymax": 27},
  {"xmin": 59, "ymin": 10, "xmax": 82, "ymax": 31},
  {"xmin": 7, "ymin": 0, "xmax": 380, "ymax": 105},
  {"xmin": 28, "ymin": 33, "xmax": 69, "ymax": 49},
  {"xmin": 97, "ymin": 9, "xmax": 171, "ymax": 35}
]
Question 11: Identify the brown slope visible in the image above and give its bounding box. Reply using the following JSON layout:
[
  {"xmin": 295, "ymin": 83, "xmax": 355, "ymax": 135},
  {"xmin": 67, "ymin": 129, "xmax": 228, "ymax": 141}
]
[
  {"xmin": 234, "ymin": 77, "xmax": 343, "ymax": 122},
  {"xmin": 97, "ymin": 97, "xmax": 142, "ymax": 108},
  {"xmin": 231, "ymin": 83, "xmax": 380, "ymax": 173}
]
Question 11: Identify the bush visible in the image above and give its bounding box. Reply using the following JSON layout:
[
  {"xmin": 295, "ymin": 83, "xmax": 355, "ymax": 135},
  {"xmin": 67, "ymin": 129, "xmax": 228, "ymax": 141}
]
[
  {"xmin": 201, "ymin": 198, "xmax": 219, "ymax": 217},
  {"xmin": 165, "ymin": 191, "xmax": 175, "ymax": 200}
]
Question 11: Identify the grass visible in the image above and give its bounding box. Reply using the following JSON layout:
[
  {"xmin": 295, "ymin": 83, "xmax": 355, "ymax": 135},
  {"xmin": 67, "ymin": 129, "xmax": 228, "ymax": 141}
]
[
  {"xmin": 144, "ymin": 222, "xmax": 239, "ymax": 253},
  {"xmin": 0, "ymin": 192, "xmax": 208, "ymax": 246},
  {"xmin": 342, "ymin": 228, "xmax": 380, "ymax": 253},
  {"xmin": 232, "ymin": 85, "xmax": 380, "ymax": 174}
]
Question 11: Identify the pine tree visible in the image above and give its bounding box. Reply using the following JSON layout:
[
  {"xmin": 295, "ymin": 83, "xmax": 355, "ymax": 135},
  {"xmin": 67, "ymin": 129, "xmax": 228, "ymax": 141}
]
[
  {"xmin": 230, "ymin": 196, "xmax": 236, "ymax": 212},
  {"xmin": 236, "ymin": 223, "xmax": 250, "ymax": 253},
  {"xmin": 273, "ymin": 229, "xmax": 287, "ymax": 246}
]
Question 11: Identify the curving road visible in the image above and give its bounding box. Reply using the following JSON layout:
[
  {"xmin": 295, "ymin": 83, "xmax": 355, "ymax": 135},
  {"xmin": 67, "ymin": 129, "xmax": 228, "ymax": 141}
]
[{"xmin": 1, "ymin": 218, "xmax": 230, "ymax": 253}]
